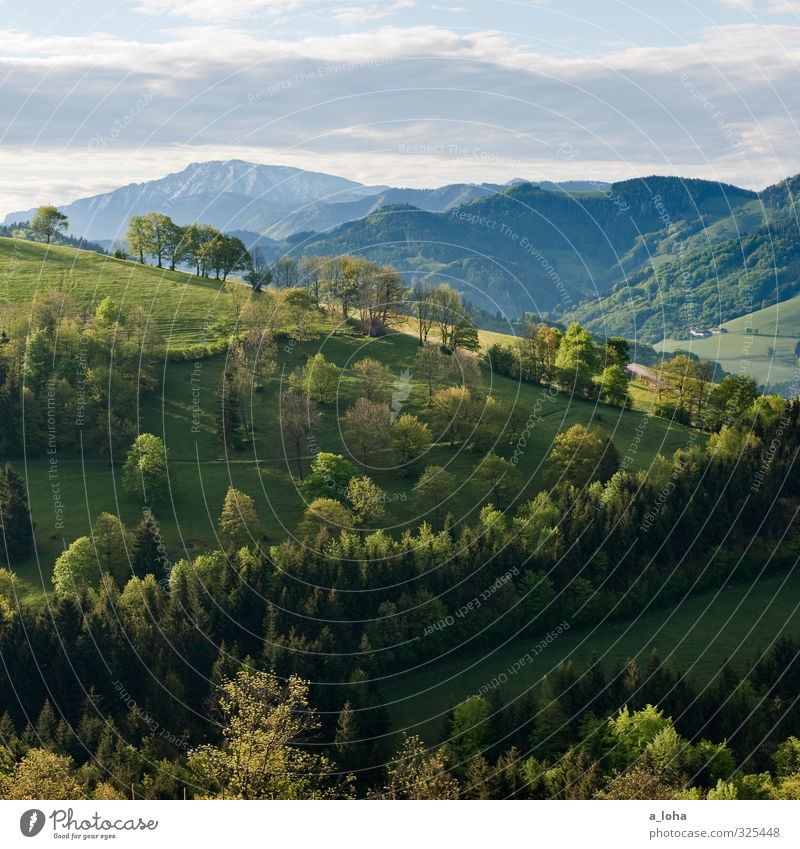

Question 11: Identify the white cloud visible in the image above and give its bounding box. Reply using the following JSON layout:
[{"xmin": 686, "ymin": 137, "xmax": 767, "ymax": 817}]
[{"xmin": 332, "ymin": 1, "xmax": 416, "ymax": 26}]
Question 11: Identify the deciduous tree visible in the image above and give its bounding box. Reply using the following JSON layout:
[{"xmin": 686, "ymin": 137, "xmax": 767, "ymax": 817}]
[
  {"xmin": 344, "ymin": 397, "xmax": 389, "ymax": 466},
  {"xmin": 302, "ymin": 353, "xmax": 340, "ymax": 404},
  {"xmin": 126, "ymin": 215, "xmax": 148, "ymax": 263},
  {"xmin": 414, "ymin": 344, "xmax": 446, "ymax": 405},
  {"xmin": 187, "ymin": 670, "xmax": 344, "ymax": 799},
  {"xmin": 545, "ymin": 424, "xmax": 619, "ymax": 488},
  {"xmin": 122, "ymin": 433, "xmax": 169, "ymax": 505},
  {"xmin": 141, "ymin": 212, "xmax": 174, "ymax": 268},
  {"xmin": 346, "ymin": 475, "xmax": 386, "ymax": 529},
  {"xmin": 91, "ymin": 511, "xmax": 133, "ymax": 587},
  {"xmin": 390, "ymin": 413, "xmax": 432, "ymax": 471},
  {"xmin": 244, "ymin": 246, "xmax": 272, "ymax": 292},
  {"xmin": 382, "ymin": 735, "xmax": 460, "ymax": 799},
  {"xmin": 31, "ymin": 205, "xmax": 68, "ymax": 244},
  {"xmin": 351, "ymin": 358, "xmax": 391, "ymax": 402},
  {"xmin": 431, "ymin": 284, "xmax": 464, "ymax": 350},
  {"xmin": 600, "ymin": 364, "xmax": 631, "ymax": 408},
  {"xmin": 414, "ymin": 465, "xmax": 455, "ymax": 527},
  {"xmin": 53, "ymin": 536, "xmax": 98, "ymax": 594},
  {"xmin": 298, "ymin": 498, "xmax": 354, "ymax": 541},
  {"xmin": 475, "ymin": 453, "xmax": 522, "ymax": 507},
  {"xmin": 555, "ymin": 322, "xmax": 597, "ymax": 398},
  {"xmin": 280, "ymin": 389, "xmax": 321, "ymax": 478},
  {"xmin": 0, "ymin": 749, "xmax": 82, "ymax": 799}
]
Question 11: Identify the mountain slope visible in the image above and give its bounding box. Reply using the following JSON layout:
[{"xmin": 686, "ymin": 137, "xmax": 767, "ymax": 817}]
[
  {"xmin": 658, "ymin": 289, "xmax": 800, "ymax": 391},
  {"xmin": 265, "ymin": 179, "xmax": 614, "ymax": 239},
  {"xmin": 4, "ymin": 160, "xmax": 616, "ymax": 245},
  {"xmin": 10, "ymin": 160, "xmax": 794, "ymax": 340},
  {"xmin": 572, "ymin": 218, "xmax": 800, "ymax": 342}
]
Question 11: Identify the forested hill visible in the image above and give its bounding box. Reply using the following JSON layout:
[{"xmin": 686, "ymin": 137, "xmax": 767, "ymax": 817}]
[
  {"xmin": 291, "ymin": 175, "xmax": 759, "ymax": 318},
  {"xmin": 571, "ymin": 216, "xmax": 800, "ymax": 342},
  {"xmin": 572, "ymin": 174, "xmax": 800, "ymax": 342}
]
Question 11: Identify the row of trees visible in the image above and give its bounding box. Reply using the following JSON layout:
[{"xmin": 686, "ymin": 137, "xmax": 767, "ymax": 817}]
[
  {"xmin": 125, "ymin": 214, "xmax": 250, "ymax": 279},
  {"xmin": 412, "ymin": 282, "xmax": 481, "ymax": 352},
  {"xmin": 9, "ymin": 657, "xmax": 800, "ymax": 800},
  {"xmin": 652, "ymin": 356, "xmax": 771, "ymax": 430},
  {"xmin": 121, "ymin": 218, "xmax": 424, "ymax": 340},
  {"xmin": 257, "ymin": 253, "xmax": 410, "ymax": 337},
  {"xmin": 2, "ymin": 609, "xmax": 800, "ymax": 798},
  {"xmin": 50, "ymin": 483, "xmax": 263, "ymax": 595},
  {"xmin": 487, "ymin": 319, "xmax": 786, "ymax": 434}
]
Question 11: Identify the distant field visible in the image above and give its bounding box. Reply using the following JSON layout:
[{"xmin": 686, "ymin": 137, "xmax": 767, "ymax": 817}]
[
  {"xmin": 659, "ymin": 293, "xmax": 800, "ymax": 388},
  {"xmin": 381, "ymin": 568, "xmax": 800, "ymax": 738},
  {"xmin": 0, "ymin": 237, "xmax": 235, "ymax": 351}
]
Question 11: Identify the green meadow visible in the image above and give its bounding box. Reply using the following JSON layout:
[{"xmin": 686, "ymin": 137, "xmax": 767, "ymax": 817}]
[
  {"xmin": 0, "ymin": 236, "xmax": 234, "ymax": 351},
  {"xmin": 381, "ymin": 568, "xmax": 800, "ymax": 738}
]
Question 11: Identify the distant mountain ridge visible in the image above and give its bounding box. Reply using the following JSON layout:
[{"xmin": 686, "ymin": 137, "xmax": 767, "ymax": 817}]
[
  {"xmin": 264, "ymin": 182, "xmax": 506, "ymax": 239},
  {"xmin": 2, "ymin": 160, "xmax": 616, "ymax": 243},
  {"xmin": 288, "ymin": 175, "xmax": 762, "ymax": 319}
]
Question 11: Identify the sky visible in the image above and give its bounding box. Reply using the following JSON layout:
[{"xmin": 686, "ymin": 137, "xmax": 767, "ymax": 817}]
[{"xmin": 2, "ymin": 0, "xmax": 800, "ymax": 213}]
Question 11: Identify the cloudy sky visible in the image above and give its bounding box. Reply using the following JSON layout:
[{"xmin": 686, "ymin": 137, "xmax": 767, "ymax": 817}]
[{"xmin": 2, "ymin": 0, "xmax": 800, "ymax": 213}]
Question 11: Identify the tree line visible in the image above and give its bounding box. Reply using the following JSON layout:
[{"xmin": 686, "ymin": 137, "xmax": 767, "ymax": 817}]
[{"xmin": 487, "ymin": 319, "xmax": 786, "ymax": 434}]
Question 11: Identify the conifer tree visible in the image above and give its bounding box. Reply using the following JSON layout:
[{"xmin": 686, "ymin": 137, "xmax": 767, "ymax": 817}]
[
  {"xmin": 131, "ymin": 510, "xmax": 168, "ymax": 581},
  {"xmin": 216, "ymin": 369, "xmax": 246, "ymax": 450},
  {"xmin": 0, "ymin": 463, "xmax": 33, "ymax": 564}
]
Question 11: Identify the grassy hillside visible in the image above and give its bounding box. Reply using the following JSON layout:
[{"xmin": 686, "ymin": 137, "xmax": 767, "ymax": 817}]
[
  {"xmin": 397, "ymin": 318, "xmax": 664, "ymax": 414},
  {"xmin": 382, "ymin": 568, "xmax": 800, "ymax": 738},
  {"xmin": 0, "ymin": 237, "xmax": 234, "ymax": 352},
  {"xmin": 659, "ymin": 293, "xmax": 800, "ymax": 389},
  {"xmin": 13, "ymin": 326, "xmax": 700, "ymax": 597}
]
